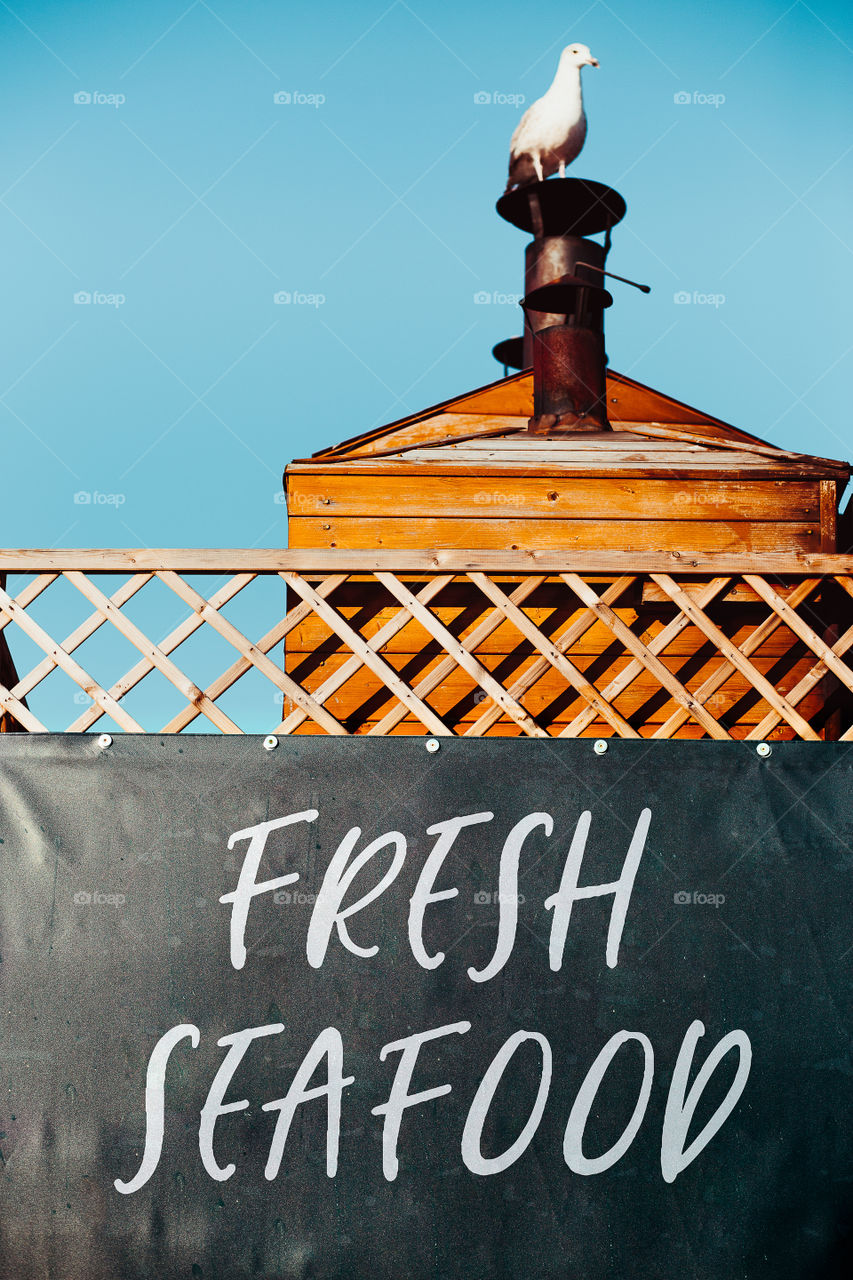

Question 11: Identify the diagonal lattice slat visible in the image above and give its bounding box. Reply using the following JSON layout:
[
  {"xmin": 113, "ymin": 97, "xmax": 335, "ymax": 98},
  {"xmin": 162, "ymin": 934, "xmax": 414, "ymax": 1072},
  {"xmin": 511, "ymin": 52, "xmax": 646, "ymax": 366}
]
[
  {"xmin": 70, "ymin": 572, "xmax": 256, "ymax": 732},
  {"xmin": 163, "ymin": 574, "xmax": 348, "ymax": 734},
  {"xmin": 383, "ymin": 574, "xmax": 548, "ymax": 739},
  {"xmin": 374, "ymin": 571, "xmax": 546, "ymax": 737},
  {"xmin": 467, "ymin": 572, "xmax": 639, "ymax": 738},
  {"xmin": 156, "ymin": 571, "xmax": 348, "ymax": 736},
  {"xmin": 650, "ymin": 573, "xmax": 818, "ymax": 741},
  {"xmin": 564, "ymin": 576, "xmax": 733, "ymax": 739},
  {"xmin": 563, "ymin": 573, "xmax": 732, "ymax": 739},
  {"xmin": 653, "ymin": 577, "xmax": 820, "ymax": 740},
  {"xmin": 0, "ymin": 579, "xmax": 144, "ymax": 732},
  {"xmin": 279, "ymin": 575, "xmax": 455, "ymax": 734},
  {"xmin": 465, "ymin": 575, "xmax": 635, "ymax": 737},
  {"xmin": 64, "ymin": 572, "xmax": 241, "ymax": 734},
  {"xmin": 284, "ymin": 571, "xmax": 451, "ymax": 736}
]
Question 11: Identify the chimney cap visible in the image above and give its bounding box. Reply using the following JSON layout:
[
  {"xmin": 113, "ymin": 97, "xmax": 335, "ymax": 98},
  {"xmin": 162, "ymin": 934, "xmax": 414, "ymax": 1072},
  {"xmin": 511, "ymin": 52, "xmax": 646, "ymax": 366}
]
[
  {"xmin": 496, "ymin": 177, "xmax": 626, "ymax": 237},
  {"xmin": 492, "ymin": 336, "xmax": 524, "ymax": 371},
  {"xmin": 522, "ymin": 274, "xmax": 614, "ymax": 314}
]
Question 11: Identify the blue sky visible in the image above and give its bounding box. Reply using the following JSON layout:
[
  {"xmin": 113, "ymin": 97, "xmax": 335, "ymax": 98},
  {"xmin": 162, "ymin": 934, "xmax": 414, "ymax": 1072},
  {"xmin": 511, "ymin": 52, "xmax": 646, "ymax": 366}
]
[{"xmin": 1, "ymin": 0, "xmax": 851, "ymax": 554}]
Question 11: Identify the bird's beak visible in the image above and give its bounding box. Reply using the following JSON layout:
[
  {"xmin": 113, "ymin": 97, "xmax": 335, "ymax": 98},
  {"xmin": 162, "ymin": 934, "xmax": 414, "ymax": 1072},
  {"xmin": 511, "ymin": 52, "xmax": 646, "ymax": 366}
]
[{"xmin": 588, "ymin": 56, "xmax": 599, "ymax": 68}]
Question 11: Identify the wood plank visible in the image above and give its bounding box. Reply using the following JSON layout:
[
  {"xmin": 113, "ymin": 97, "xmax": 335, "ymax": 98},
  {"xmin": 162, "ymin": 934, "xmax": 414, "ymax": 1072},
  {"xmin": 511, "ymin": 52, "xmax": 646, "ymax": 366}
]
[
  {"xmin": 287, "ymin": 609, "xmax": 810, "ymax": 658},
  {"xmin": 162, "ymin": 575, "xmax": 349, "ymax": 735},
  {"xmin": 397, "ymin": 449, "xmax": 738, "ymax": 464},
  {"xmin": 369, "ymin": 577, "xmax": 546, "ymax": 736},
  {"xmin": 283, "ymin": 571, "xmax": 452, "ymax": 736},
  {"xmin": 621, "ymin": 422, "xmax": 848, "ymax": 469},
  {"xmin": 287, "ymin": 476, "xmax": 818, "ymax": 523},
  {"xmin": 288, "ymin": 518, "xmax": 820, "ymax": 554},
  {"xmin": 64, "ymin": 572, "xmax": 242, "ymax": 735},
  {"xmin": 650, "ymin": 573, "xmax": 818, "ymax": 740},
  {"xmin": 820, "ymin": 479, "xmax": 838, "ymax": 551},
  {"xmin": 0, "ymin": 580, "xmax": 144, "ymax": 732},
  {"xmin": 289, "ymin": 461, "xmax": 840, "ymax": 481},
  {"xmin": 653, "ymin": 577, "xmax": 820, "ymax": 739},
  {"xmin": 562, "ymin": 574, "xmax": 732, "ymax": 739},
  {"xmin": 281, "ymin": 655, "xmax": 822, "ymax": 723},
  {"xmin": 278, "ymin": 574, "xmax": 454, "ymax": 734},
  {"xmin": 315, "ymin": 369, "xmax": 768, "ymax": 463},
  {"xmin": 373, "ymin": 721, "xmax": 813, "ymax": 739},
  {"xmin": 374, "ymin": 571, "xmax": 548, "ymax": 738},
  {"xmin": 431, "ymin": 435, "xmax": 694, "ymax": 450},
  {"xmin": 3, "ymin": 550, "xmax": 853, "ymax": 573},
  {"xmin": 288, "ymin": 719, "xmax": 812, "ymax": 739},
  {"xmin": 467, "ymin": 572, "xmax": 639, "ymax": 738}
]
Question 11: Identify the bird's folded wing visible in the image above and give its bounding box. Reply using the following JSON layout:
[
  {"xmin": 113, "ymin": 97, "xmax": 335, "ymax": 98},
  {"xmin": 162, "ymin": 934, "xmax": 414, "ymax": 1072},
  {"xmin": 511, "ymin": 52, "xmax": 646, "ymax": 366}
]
[{"xmin": 509, "ymin": 99, "xmax": 547, "ymax": 157}]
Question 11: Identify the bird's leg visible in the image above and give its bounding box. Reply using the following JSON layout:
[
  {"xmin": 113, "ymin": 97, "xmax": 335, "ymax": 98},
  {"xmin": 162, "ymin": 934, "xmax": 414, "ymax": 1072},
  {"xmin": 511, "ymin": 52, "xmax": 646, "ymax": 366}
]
[
  {"xmin": 558, "ymin": 160, "xmax": 566, "ymax": 178},
  {"xmin": 533, "ymin": 154, "xmax": 544, "ymax": 183}
]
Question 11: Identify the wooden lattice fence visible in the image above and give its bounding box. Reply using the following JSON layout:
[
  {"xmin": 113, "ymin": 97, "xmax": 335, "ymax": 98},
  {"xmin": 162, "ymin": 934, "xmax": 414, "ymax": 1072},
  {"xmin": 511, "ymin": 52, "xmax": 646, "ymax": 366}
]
[{"xmin": 1, "ymin": 551, "xmax": 852, "ymax": 738}]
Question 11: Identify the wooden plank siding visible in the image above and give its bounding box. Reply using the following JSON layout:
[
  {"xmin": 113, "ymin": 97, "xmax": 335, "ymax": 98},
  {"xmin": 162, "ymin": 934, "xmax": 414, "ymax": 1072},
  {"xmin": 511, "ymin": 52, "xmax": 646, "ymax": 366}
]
[
  {"xmin": 286, "ymin": 476, "xmax": 821, "ymax": 522},
  {"xmin": 288, "ymin": 517, "xmax": 821, "ymax": 553}
]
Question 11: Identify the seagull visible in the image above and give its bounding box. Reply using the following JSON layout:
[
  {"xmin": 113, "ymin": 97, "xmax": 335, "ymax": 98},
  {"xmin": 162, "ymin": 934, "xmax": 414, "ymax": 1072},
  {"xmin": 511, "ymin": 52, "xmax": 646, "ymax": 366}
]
[{"xmin": 504, "ymin": 43, "xmax": 599, "ymax": 193}]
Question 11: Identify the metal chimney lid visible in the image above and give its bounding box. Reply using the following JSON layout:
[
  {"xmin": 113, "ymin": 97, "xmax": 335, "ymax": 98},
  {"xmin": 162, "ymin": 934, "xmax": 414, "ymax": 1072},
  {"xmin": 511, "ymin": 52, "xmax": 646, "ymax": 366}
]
[{"xmin": 496, "ymin": 177, "xmax": 626, "ymax": 237}]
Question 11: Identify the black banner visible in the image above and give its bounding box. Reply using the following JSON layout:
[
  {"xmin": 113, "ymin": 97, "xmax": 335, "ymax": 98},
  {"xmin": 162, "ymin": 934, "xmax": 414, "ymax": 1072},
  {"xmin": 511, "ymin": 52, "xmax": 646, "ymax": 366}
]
[{"xmin": 1, "ymin": 735, "xmax": 851, "ymax": 1279}]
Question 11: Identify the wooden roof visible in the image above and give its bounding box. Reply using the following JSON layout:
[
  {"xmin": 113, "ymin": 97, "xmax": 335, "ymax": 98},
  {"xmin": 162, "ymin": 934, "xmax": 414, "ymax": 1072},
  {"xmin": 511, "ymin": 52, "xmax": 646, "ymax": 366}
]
[{"xmin": 289, "ymin": 368, "xmax": 848, "ymax": 481}]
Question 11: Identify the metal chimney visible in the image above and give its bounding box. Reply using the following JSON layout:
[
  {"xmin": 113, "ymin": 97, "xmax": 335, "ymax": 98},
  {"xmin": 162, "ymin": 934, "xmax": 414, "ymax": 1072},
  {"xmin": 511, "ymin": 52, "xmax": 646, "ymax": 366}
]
[{"xmin": 493, "ymin": 177, "xmax": 630, "ymax": 433}]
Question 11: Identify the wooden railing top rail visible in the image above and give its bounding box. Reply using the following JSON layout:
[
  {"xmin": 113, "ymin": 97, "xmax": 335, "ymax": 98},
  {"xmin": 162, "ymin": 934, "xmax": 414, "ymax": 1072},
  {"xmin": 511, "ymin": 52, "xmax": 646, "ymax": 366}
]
[{"xmin": 2, "ymin": 549, "xmax": 853, "ymax": 573}]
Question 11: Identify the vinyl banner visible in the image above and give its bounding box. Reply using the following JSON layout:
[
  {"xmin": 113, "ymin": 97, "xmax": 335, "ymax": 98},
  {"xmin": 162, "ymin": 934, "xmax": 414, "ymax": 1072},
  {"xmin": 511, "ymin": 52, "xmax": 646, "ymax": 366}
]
[{"xmin": 0, "ymin": 736, "xmax": 851, "ymax": 1279}]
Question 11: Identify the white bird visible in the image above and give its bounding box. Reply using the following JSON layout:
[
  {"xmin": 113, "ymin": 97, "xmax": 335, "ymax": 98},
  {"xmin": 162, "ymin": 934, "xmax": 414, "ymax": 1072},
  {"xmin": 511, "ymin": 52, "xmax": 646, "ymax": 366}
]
[{"xmin": 505, "ymin": 43, "xmax": 599, "ymax": 193}]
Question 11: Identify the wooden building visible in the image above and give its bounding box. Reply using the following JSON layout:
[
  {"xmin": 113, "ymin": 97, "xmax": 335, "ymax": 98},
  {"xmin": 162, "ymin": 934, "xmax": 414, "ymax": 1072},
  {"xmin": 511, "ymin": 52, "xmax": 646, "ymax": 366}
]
[{"xmin": 282, "ymin": 368, "xmax": 849, "ymax": 739}]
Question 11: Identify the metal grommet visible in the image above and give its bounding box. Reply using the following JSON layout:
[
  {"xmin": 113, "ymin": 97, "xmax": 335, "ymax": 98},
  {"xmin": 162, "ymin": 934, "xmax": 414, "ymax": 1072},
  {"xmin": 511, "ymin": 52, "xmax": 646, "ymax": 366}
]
[
  {"xmin": 263, "ymin": 735, "xmax": 279, "ymax": 751},
  {"xmin": 756, "ymin": 741, "xmax": 772, "ymax": 758},
  {"xmin": 425, "ymin": 738, "xmax": 440, "ymax": 753},
  {"xmin": 97, "ymin": 733, "xmax": 112, "ymax": 750},
  {"xmin": 593, "ymin": 739, "xmax": 608, "ymax": 755}
]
